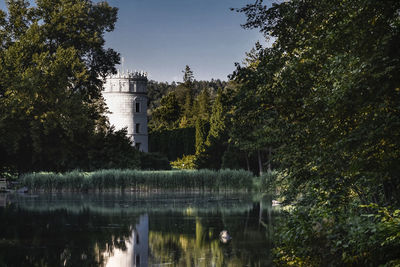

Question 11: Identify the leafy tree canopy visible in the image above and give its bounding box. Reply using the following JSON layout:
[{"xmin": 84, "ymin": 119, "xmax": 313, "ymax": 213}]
[{"xmin": 0, "ymin": 0, "xmax": 142, "ymax": 172}]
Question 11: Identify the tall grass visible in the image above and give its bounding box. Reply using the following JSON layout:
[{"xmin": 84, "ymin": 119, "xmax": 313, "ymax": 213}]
[{"xmin": 21, "ymin": 169, "xmax": 255, "ymax": 192}]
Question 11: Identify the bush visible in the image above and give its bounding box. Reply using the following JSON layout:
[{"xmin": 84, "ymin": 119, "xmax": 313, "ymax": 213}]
[
  {"xmin": 139, "ymin": 152, "xmax": 171, "ymax": 170},
  {"xmin": 149, "ymin": 127, "xmax": 195, "ymax": 160},
  {"xmin": 170, "ymin": 155, "xmax": 197, "ymax": 170},
  {"xmin": 274, "ymin": 203, "xmax": 400, "ymax": 266}
]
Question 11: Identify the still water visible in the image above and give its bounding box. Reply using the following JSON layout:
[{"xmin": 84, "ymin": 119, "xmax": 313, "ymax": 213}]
[{"xmin": 0, "ymin": 193, "xmax": 277, "ymax": 266}]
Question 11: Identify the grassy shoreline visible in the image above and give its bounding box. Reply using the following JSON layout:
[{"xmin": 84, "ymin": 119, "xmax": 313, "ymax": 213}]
[{"xmin": 21, "ymin": 169, "xmax": 255, "ymax": 192}]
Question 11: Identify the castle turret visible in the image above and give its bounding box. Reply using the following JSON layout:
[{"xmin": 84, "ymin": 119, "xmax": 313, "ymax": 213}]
[{"xmin": 102, "ymin": 70, "xmax": 148, "ymax": 152}]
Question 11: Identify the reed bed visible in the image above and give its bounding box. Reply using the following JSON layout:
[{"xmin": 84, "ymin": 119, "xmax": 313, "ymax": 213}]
[{"xmin": 20, "ymin": 169, "xmax": 255, "ymax": 192}]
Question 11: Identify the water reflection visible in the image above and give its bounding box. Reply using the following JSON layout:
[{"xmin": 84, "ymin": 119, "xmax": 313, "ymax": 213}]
[
  {"xmin": 104, "ymin": 214, "xmax": 148, "ymax": 267},
  {"xmin": 0, "ymin": 193, "xmax": 6, "ymax": 207},
  {"xmin": 0, "ymin": 193, "xmax": 278, "ymax": 266}
]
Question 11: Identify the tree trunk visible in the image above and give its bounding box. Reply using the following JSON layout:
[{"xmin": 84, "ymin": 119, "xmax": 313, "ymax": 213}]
[
  {"xmin": 268, "ymin": 147, "xmax": 272, "ymax": 172},
  {"xmin": 245, "ymin": 152, "xmax": 250, "ymax": 172},
  {"xmin": 257, "ymin": 150, "xmax": 263, "ymax": 176}
]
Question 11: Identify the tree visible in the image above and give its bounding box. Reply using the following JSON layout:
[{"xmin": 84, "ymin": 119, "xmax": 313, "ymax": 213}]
[
  {"xmin": 228, "ymin": 46, "xmax": 281, "ymax": 176},
  {"xmin": 150, "ymin": 92, "xmax": 182, "ymax": 130},
  {"xmin": 0, "ymin": 0, "xmax": 136, "ymax": 172},
  {"xmin": 195, "ymin": 118, "xmax": 209, "ymax": 155},
  {"xmin": 196, "ymin": 88, "xmax": 211, "ymax": 121},
  {"xmin": 182, "ymin": 65, "xmax": 194, "ymax": 84},
  {"xmin": 196, "ymin": 88, "xmax": 229, "ymax": 169},
  {"xmin": 235, "ymin": 0, "xmax": 400, "ymax": 205}
]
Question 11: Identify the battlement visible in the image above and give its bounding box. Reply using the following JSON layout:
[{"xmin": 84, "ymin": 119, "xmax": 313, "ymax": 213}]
[
  {"xmin": 103, "ymin": 69, "xmax": 148, "ymax": 93},
  {"xmin": 107, "ymin": 70, "xmax": 148, "ymax": 80}
]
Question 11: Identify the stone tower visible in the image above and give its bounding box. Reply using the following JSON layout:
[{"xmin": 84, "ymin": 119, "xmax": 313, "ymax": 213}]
[{"xmin": 102, "ymin": 70, "xmax": 148, "ymax": 152}]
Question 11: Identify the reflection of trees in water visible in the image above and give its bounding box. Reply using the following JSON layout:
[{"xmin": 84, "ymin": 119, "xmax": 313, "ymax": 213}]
[
  {"xmin": 8, "ymin": 193, "xmax": 260, "ymax": 215},
  {"xmin": 149, "ymin": 228, "xmax": 227, "ymax": 266},
  {"xmin": 0, "ymin": 204, "xmax": 135, "ymax": 267},
  {"xmin": 148, "ymin": 209, "xmax": 273, "ymax": 267},
  {"xmin": 0, "ymin": 193, "xmax": 277, "ymax": 266}
]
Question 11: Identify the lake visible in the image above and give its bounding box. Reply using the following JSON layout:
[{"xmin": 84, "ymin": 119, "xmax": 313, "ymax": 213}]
[{"xmin": 0, "ymin": 192, "xmax": 277, "ymax": 266}]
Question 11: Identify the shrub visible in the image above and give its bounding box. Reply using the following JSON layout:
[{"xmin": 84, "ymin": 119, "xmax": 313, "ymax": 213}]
[
  {"xmin": 170, "ymin": 155, "xmax": 197, "ymax": 170},
  {"xmin": 139, "ymin": 152, "xmax": 171, "ymax": 170},
  {"xmin": 274, "ymin": 203, "xmax": 400, "ymax": 266}
]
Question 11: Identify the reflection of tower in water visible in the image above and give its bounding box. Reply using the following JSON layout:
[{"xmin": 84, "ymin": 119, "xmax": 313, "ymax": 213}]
[
  {"xmin": 132, "ymin": 214, "xmax": 148, "ymax": 267},
  {"xmin": 103, "ymin": 214, "xmax": 148, "ymax": 267},
  {"xmin": 0, "ymin": 194, "xmax": 6, "ymax": 207}
]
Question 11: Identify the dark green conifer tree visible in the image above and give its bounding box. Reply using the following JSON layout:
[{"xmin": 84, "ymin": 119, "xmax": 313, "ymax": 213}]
[{"xmin": 195, "ymin": 118, "xmax": 209, "ymax": 154}]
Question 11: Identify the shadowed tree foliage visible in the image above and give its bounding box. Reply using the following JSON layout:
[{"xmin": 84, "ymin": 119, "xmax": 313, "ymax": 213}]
[
  {"xmin": 195, "ymin": 88, "xmax": 229, "ymax": 169},
  {"xmin": 148, "ymin": 67, "xmax": 229, "ymax": 163},
  {"xmin": 0, "ymin": 0, "xmax": 141, "ymax": 172},
  {"xmin": 233, "ymin": 0, "xmax": 400, "ymax": 265},
  {"xmin": 150, "ymin": 92, "xmax": 182, "ymax": 130}
]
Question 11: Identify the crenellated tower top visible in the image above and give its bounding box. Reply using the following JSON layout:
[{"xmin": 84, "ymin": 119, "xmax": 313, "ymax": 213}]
[
  {"xmin": 103, "ymin": 69, "xmax": 148, "ymax": 93},
  {"xmin": 107, "ymin": 70, "xmax": 148, "ymax": 80}
]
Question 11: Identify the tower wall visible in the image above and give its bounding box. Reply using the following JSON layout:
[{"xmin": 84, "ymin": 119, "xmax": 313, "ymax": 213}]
[{"xmin": 102, "ymin": 71, "xmax": 148, "ymax": 152}]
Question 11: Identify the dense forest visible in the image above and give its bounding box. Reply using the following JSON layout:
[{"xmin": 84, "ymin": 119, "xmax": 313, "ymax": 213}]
[
  {"xmin": 147, "ymin": 66, "xmax": 269, "ymax": 173},
  {"xmin": 230, "ymin": 0, "xmax": 400, "ymax": 265}
]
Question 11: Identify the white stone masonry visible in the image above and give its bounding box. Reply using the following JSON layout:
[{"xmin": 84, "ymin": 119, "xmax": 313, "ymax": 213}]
[{"xmin": 102, "ymin": 70, "xmax": 148, "ymax": 152}]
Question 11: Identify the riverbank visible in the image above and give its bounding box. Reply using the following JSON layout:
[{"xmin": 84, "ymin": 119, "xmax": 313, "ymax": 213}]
[{"xmin": 21, "ymin": 169, "xmax": 255, "ymax": 192}]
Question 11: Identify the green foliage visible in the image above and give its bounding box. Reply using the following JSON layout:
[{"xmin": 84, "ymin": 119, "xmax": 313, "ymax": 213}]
[
  {"xmin": 149, "ymin": 127, "xmax": 195, "ymax": 161},
  {"xmin": 87, "ymin": 128, "xmax": 141, "ymax": 170},
  {"xmin": 221, "ymin": 145, "xmax": 247, "ymax": 170},
  {"xmin": 206, "ymin": 89, "xmax": 226, "ymax": 143},
  {"xmin": 234, "ymin": 0, "xmax": 400, "ymax": 264},
  {"xmin": 196, "ymin": 88, "xmax": 229, "ymax": 169},
  {"xmin": 182, "ymin": 65, "xmax": 194, "ymax": 84},
  {"xmin": 147, "ymin": 68, "xmax": 237, "ymax": 170},
  {"xmin": 274, "ymin": 204, "xmax": 400, "ymax": 266},
  {"xmin": 170, "ymin": 155, "xmax": 197, "ymax": 170},
  {"xmin": 147, "ymin": 80, "xmax": 177, "ymax": 110},
  {"xmin": 258, "ymin": 170, "xmax": 279, "ymax": 194},
  {"xmin": 0, "ymin": 0, "xmax": 134, "ymax": 173},
  {"xmin": 195, "ymin": 118, "xmax": 209, "ymax": 154},
  {"xmin": 139, "ymin": 152, "xmax": 171, "ymax": 170},
  {"xmin": 21, "ymin": 169, "xmax": 255, "ymax": 192},
  {"xmin": 235, "ymin": 0, "xmax": 400, "ymax": 206},
  {"xmin": 150, "ymin": 92, "xmax": 182, "ymax": 130},
  {"xmin": 196, "ymin": 88, "xmax": 211, "ymax": 121}
]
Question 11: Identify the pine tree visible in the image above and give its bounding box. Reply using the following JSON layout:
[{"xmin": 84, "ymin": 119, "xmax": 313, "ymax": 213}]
[
  {"xmin": 206, "ymin": 88, "xmax": 226, "ymax": 145},
  {"xmin": 196, "ymin": 89, "xmax": 228, "ymax": 169},
  {"xmin": 182, "ymin": 65, "xmax": 194, "ymax": 84},
  {"xmin": 197, "ymin": 88, "xmax": 211, "ymax": 121},
  {"xmin": 195, "ymin": 118, "xmax": 209, "ymax": 154}
]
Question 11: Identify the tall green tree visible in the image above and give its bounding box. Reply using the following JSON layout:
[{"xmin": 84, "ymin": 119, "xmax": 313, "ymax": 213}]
[
  {"xmin": 234, "ymin": 0, "xmax": 400, "ymax": 264},
  {"xmin": 236, "ymin": 0, "xmax": 400, "ymax": 205},
  {"xmin": 150, "ymin": 92, "xmax": 182, "ymax": 130},
  {"xmin": 0, "ymin": 0, "xmax": 134, "ymax": 172},
  {"xmin": 195, "ymin": 118, "xmax": 209, "ymax": 155},
  {"xmin": 228, "ymin": 47, "xmax": 281, "ymax": 175},
  {"xmin": 196, "ymin": 88, "xmax": 229, "ymax": 169},
  {"xmin": 182, "ymin": 65, "xmax": 194, "ymax": 84},
  {"xmin": 196, "ymin": 88, "xmax": 211, "ymax": 121}
]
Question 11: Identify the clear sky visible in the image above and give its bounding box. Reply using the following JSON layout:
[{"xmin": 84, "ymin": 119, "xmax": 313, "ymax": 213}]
[{"xmin": 0, "ymin": 0, "xmax": 268, "ymax": 82}]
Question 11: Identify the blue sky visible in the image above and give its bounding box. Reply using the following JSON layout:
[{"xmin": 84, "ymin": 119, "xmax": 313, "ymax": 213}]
[{"xmin": 1, "ymin": 0, "xmax": 269, "ymax": 82}]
